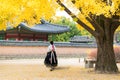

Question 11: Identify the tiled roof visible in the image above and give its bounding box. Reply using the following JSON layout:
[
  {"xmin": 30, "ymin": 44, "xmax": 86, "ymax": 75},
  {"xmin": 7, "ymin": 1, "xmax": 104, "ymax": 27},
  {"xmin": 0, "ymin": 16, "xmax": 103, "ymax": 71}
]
[
  {"xmin": 70, "ymin": 36, "xmax": 95, "ymax": 43},
  {"xmin": 19, "ymin": 19, "xmax": 70, "ymax": 34},
  {"xmin": 0, "ymin": 19, "xmax": 70, "ymax": 34}
]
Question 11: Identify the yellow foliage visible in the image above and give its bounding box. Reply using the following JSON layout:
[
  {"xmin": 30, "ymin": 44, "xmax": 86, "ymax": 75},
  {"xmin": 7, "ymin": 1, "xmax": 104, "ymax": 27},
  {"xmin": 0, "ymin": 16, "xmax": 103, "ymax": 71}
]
[
  {"xmin": 0, "ymin": 0, "xmax": 57, "ymax": 30},
  {"xmin": 77, "ymin": 14, "xmax": 95, "ymax": 31},
  {"xmin": 60, "ymin": 7, "xmax": 65, "ymax": 10},
  {"xmin": 116, "ymin": 25, "xmax": 120, "ymax": 32},
  {"xmin": 73, "ymin": 18, "xmax": 78, "ymax": 22},
  {"xmin": 63, "ymin": 0, "xmax": 119, "ymax": 31},
  {"xmin": 76, "ymin": 23, "xmax": 84, "ymax": 30},
  {"xmin": 74, "ymin": 0, "xmax": 120, "ymax": 17},
  {"xmin": 0, "ymin": 0, "xmax": 119, "ymax": 31}
]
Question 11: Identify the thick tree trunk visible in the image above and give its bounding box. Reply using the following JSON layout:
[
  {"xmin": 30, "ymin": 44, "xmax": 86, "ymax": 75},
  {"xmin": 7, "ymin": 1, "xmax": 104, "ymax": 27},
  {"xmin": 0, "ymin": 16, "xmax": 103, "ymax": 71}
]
[{"xmin": 95, "ymin": 20, "xmax": 118, "ymax": 73}]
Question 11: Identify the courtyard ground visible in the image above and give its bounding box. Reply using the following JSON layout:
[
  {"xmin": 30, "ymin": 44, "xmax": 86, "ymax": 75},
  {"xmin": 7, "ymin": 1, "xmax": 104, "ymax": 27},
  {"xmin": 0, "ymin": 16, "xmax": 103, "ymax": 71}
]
[{"xmin": 0, "ymin": 58, "xmax": 120, "ymax": 80}]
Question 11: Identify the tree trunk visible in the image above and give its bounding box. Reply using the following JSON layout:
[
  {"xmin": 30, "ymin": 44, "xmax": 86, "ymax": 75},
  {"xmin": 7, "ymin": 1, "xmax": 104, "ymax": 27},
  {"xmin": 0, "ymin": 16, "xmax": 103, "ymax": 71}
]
[{"xmin": 95, "ymin": 20, "xmax": 118, "ymax": 73}]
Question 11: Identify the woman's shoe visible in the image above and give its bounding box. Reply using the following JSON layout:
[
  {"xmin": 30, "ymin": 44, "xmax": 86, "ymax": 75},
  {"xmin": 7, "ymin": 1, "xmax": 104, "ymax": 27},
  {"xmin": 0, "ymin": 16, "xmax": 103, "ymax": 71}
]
[
  {"xmin": 50, "ymin": 67, "xmax": 55, "ymax": 71},
  {"xmin": 50, "ymin": 68, "xmax": 53, "ymax": 71}
]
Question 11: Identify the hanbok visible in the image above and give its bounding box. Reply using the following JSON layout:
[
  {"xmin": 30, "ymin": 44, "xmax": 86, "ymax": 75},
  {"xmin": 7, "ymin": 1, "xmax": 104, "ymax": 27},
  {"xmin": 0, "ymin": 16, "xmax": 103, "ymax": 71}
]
[{"xmin": 44, "ymin": 51, "xmax": 58, "ymax": 67}]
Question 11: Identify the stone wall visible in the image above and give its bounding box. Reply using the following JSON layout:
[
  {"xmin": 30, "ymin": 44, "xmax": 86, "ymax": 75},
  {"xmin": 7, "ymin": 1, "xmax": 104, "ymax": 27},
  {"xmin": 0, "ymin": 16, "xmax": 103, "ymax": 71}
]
[{"xmin": 0, "ymin": 46, "xmax": 96, "ymax": 59}]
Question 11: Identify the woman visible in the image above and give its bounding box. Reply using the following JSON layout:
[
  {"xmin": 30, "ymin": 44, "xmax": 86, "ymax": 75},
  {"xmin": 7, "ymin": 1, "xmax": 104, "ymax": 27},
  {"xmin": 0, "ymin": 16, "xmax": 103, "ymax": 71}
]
[{"xmin": 44, "ymin": 41, "xmax": 58, "ymax": 71}]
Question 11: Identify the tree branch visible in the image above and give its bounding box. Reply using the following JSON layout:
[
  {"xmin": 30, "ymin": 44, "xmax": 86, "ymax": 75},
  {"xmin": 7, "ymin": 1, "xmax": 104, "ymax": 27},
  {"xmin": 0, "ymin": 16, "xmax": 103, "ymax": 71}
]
[
  {"xmin": 56, "ymin": 0, "xmax": 98, "ymax": 37},
  {"xmin": 112, "ymin": 21, "xmax": 120, "ymax": 33},
  {"xmin": 86, "ymin": 14, "xmax": 104, "ymax": 36},
  {"xmin": 71, "ymin": 1, "xmax": 104, "ymax": 36},
  {"xmin": 112, "ymin": 15, "xmax": 120, "ymax": 32}
]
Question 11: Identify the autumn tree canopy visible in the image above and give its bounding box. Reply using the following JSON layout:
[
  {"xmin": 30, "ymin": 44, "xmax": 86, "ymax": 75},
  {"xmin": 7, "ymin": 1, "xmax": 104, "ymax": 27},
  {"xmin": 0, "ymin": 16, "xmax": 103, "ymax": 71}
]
[
  {"xmin": 56, "ymin": 0, "xmax": 120, "ymax": 35},
  {"xmin": 0, "ymin": 0, "xmax": 58, "ymax": 30},
  {"xmin": 0, "ymin": 0, "xmax": 119, "ymax": 31}
]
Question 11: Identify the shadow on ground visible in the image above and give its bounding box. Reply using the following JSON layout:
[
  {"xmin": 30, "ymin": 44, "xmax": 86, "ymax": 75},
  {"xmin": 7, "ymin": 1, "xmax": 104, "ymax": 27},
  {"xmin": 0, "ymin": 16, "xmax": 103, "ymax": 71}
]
[{"xmin": 55, "ymin": 66, "xmax": 70, "ymax": 70}]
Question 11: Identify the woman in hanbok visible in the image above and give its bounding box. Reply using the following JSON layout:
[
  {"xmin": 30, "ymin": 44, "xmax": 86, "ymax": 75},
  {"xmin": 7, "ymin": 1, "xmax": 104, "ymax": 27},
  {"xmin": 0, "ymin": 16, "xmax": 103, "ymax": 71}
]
[{"xmin": 44, "ymin": 41, "xmax": 58, "ymax": 71}]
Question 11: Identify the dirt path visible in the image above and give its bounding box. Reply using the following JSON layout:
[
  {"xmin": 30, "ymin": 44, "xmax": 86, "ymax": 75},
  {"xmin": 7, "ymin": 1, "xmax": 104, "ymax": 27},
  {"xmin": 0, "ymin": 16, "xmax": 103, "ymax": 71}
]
[{"xmin": 0, "ymin": 59, "xmax": 120, "ymax": 80}]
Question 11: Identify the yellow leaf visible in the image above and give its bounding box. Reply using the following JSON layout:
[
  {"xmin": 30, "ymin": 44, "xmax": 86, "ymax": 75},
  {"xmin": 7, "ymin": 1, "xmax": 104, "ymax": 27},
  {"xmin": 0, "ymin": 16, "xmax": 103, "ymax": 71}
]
[
  {"xmin": 73, "ymin": 18, "xmax": 78, "ymax": 22},
  {"xmin": 60, "ymin": 7, "xmax": 65, "ymax": 11}
]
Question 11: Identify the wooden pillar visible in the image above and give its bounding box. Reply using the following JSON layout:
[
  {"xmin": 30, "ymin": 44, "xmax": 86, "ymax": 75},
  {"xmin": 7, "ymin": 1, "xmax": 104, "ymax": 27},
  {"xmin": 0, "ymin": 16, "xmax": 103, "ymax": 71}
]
[
  {"xmin": 46, "ymin": 34, "xmax": 48, "ymax": 41},
  {"xmin": 33, "ymin": 34, "xmax": 35, "ymax": 41},
  {"xmin": 18, "ymin": 33, "xmax": 21, "ymax": 40},
  {"xmin": 5, "ymin": 33, "xmax": 7, "ymax": 40}
]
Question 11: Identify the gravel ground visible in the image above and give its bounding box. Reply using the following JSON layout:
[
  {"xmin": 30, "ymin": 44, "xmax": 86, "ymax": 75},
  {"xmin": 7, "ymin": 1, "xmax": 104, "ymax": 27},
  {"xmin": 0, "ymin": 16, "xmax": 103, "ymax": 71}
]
[
  {"xmin": 0, "ymin": 58, "xmax": 84, "ymax": 67},
  {"xmin": 0, "ymin": 58, "xmax": 120, "ymax": 80}
]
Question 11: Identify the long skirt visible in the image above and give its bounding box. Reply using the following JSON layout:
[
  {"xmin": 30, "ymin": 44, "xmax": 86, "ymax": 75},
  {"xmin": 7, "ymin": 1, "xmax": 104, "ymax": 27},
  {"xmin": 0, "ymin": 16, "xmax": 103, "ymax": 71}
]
[{"xmin": 44, "ymin": 51, "xmax": 58, "ymax": 67}]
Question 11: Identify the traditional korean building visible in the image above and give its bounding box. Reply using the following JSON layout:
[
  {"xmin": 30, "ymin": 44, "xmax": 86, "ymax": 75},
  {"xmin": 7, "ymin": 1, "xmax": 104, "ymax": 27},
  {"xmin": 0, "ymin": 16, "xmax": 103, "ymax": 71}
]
[
  {"xmin": 0, "ymin": 20, "xmax": 70, "ymax": 41},
  {"xmin": 70, "ymin": 36, "xmax": 95, "ymax": 43}
]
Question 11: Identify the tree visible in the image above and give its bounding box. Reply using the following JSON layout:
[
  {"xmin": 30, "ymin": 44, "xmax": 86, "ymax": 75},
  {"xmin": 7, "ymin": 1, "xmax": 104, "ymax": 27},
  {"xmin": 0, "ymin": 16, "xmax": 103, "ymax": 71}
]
[
  {"xmin": 48, "ymin": 17, "xmax": 82, "ymax": 42},
  {"xmin": 56, "ymin": 0, "xmax": 120, "ymax": 73}
]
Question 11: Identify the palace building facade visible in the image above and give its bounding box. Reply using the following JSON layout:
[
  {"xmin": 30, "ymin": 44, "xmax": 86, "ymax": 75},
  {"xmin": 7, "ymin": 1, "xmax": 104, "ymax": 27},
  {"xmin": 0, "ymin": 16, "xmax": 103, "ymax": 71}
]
[{"xmin": 0, "ymin": 20, "xmax": 70, "ymax": 41}]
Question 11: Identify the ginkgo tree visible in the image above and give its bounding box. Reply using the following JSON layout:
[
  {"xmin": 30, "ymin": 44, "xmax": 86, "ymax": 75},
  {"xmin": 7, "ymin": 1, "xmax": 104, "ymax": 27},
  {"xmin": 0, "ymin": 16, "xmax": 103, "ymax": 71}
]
[
  {"xmin": 56, "ymin": 0, "xmax": 120, "ymax": 73},
  {"xmin": 0, "ymin": 0, "xmax": 57, "ymax": 30},
  {"xmin": 0, "ymin": 0, "xmax": 120, "ymax": 73}
]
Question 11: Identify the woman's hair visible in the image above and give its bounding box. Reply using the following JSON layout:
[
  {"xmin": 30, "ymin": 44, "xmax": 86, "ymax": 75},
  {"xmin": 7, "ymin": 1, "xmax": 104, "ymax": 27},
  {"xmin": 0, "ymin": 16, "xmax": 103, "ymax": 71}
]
[{"xmin": 50, "ymin": 41, "xmax": 53, "ymax": 45}]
